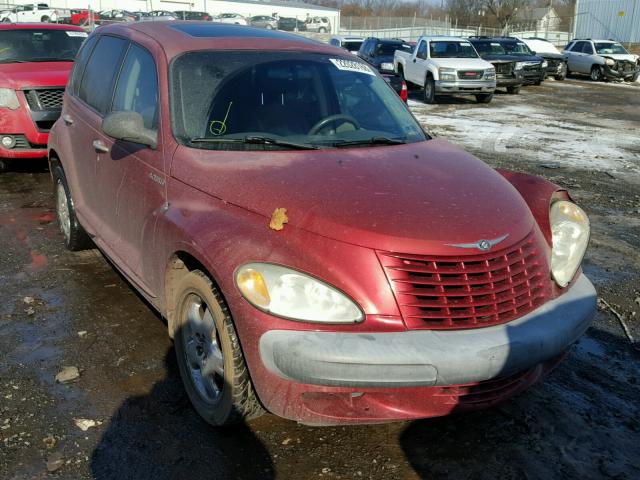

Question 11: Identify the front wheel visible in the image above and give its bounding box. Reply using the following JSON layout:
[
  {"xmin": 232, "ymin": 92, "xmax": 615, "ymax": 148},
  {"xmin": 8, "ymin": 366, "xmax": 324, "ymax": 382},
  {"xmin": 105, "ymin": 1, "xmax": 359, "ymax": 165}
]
[
  {"xmin": 555, "ymin": 63, "xmax": 567, "ymax": 81},
  {"xmin": 590, "ymin": 65, "xmax": 603, "ymax": 81},
  {"xmin": 506, "ymin": 85, "xmax": 520, "ymax": 94},
  {"xmin": 475, "ymin": 93, "xmax": 493, "ymax": 104},
  {"xmin": 174, "ymin": 270, "xmax": 263, "ymax": 426},
  {"xmin": 423, "ymin": 76, "xmax": 436, "ymax": 104},
  {"xmin": 52, "ymin": 165, "xmax": 91, "ymax": 251},
  {"xmin": 40, "ymin": 15, "xmax": 50, "ymax": 22},
  {"xmin": 319, "ymin": 27, "xmax": 326, "ymax": 33}
]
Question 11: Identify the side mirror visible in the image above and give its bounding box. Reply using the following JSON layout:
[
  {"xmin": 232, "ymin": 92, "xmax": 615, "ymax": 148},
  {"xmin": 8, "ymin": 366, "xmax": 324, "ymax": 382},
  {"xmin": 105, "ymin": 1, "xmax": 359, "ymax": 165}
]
[{"xmin": 102, "ymin": 111, "xmax": 157, "ymax": 149}]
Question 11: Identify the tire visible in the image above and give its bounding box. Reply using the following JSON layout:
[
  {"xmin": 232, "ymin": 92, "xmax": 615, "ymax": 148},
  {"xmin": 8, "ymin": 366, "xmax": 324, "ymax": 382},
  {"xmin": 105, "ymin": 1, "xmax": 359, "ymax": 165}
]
[
  {"xmin": 52, "ymin": 165, "xmax": 91, "ymax": 251},
  {"xmin": 319, "ymin": 27, "xmax": 326, "ymax": 33},
  {"xmin": 40, "ymin": 15, "xmax": 50, "ymax": 22},
  {"xmin": 590, "ymin": 65, "xmax": 603, "ymax": 82},
  {"xmin": 2, "ymin": 18, "xmax": 11, "ymax": 23},
  {"xmin": 555, "ymin": 62, "xmax": 567, "ymax": 81},
  {"xmin": 475, "ymin": 93, "xmax": 493, "ymax": 104},
  {"xmin": 506, "ymin": 85, "xmax": 520, "ymax": 94},
  {"xmin": 423, "ymin": 76, "xmax": 436, "ymax": 104},
  {"xmin": 174, "ymin": 270, "xmax": 263, "ymax": 426},
  {"xmin": 266, "ymin": 24, "xmax": 273, "ymax": 29}
]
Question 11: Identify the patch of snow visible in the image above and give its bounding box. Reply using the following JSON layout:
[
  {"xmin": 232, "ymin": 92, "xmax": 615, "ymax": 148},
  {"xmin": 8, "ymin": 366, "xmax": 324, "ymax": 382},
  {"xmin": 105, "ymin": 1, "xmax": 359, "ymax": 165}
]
[{"xmin": 409, "ymin": 98, "xmax": 640, "ymax": 174}]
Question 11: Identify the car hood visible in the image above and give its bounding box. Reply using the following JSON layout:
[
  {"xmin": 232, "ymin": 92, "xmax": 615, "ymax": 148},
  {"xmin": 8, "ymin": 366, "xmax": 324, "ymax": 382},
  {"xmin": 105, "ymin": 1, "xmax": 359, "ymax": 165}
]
[
  {"xmin": 0, "ymin": 62, "xmax": 73, "ymax": 89},
  {"xmin": 480, "ymin": 54, "xmax": 528, "ymax": 63},
  {"xmin": 430, "ymin": 57, "xmax": 493, "ymax": 70},
  {"xmin": 171, "ymin": 139, "xmax": 534, "ymax": 254},
  {"xmin": 535, "ymin": 52, "xmax": 566, "ymax": 60},
  {"xmin": 601, "ymin": 53, "xmax": 637, "ymax": 62}
]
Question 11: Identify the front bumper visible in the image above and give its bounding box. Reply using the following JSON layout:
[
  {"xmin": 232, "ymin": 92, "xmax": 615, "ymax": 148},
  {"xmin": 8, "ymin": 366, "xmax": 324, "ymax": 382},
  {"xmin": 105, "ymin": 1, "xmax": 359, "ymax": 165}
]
[
  {"xmin": 0, "ymin": 92, "xmax": 53, "ymax": 160},
  {"xmin": 603, "ymin": 64, "xmax": 640, "ymax": 81},
  {"xmin": 496, "ymin": 76, "xmax": 523, "ymax": 88},
  {"xmin": 434, "ymin": 79, "xmax": 496, "ymax": 95},
  {"xmin": 260, "ymin": 274, "xmax": 596, "ymax": 388}
]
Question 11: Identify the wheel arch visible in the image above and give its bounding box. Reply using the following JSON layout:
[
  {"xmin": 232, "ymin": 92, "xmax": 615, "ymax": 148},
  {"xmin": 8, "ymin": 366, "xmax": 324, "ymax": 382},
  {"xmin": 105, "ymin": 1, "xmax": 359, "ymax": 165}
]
[{"xmin": 164, "ymin": 249, "xmax": 226, "ymax": 338}]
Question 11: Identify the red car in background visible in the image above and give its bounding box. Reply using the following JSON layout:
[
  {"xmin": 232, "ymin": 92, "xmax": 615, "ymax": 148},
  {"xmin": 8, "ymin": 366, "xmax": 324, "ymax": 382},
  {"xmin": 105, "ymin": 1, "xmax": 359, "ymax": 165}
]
[
  {"xmin": 0, "ymin": 23, "xmax": 86, "ymax": 164},
  {"xmin": 69, "ymin": 9, "xmax": 99, "ymax": 26}
]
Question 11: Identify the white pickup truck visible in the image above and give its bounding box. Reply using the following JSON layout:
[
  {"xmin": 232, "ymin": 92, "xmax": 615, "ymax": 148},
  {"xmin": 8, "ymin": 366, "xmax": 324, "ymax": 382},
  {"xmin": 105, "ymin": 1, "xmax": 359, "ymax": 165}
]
[
  {"xmin": 0, "ymin": 3, "xmax": 71, "ymax": 23},
  {"xmin": 394, "ymin": 36, "xmax": 497, "ymax": 104}
]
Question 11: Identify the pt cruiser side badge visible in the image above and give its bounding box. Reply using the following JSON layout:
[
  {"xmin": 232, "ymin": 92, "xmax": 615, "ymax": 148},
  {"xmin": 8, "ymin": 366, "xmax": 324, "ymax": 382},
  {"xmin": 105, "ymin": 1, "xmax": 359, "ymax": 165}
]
[{"xmin": 446, "ymin": 234, "xmax": 509, "ymax": 251}]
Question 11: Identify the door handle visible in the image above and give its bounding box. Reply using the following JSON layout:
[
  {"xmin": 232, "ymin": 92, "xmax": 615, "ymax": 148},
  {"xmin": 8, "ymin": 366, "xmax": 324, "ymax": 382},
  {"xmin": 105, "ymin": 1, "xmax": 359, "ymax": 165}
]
[
  {"xmin": 92, "ymin": 140, "xmax": 109, "ymax": 153},
  {"xmin": 62, "ymin": 114, "xmax": 73, "ymax": 125}
]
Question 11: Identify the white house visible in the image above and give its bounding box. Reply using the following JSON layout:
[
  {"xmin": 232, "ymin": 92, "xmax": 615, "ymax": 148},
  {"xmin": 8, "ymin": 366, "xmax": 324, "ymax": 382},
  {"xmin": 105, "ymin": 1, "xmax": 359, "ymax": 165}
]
[
  {"xmin": 516, "ymin": 6, "xmax": 560, "ymax": 32},
  {"xmin": 2, "ymin": 0, "xmax": 340, "ymax": 33}
]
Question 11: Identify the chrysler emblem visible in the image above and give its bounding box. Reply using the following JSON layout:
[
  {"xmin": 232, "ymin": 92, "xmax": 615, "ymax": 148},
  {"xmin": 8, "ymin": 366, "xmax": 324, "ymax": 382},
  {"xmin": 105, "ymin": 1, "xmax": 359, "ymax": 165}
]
[{"xmin": 446, "ymin": 234, "xmax": 509, "ymax": 252}]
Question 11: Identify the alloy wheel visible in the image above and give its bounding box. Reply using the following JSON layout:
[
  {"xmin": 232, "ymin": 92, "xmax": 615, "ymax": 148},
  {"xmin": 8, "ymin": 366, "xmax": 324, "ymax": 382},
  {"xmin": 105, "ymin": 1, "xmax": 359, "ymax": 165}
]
[
  {"xmin": 56, "ymin": 180, "xmax": 71, "ymax": 242},
  {"xmin": 181, "ymin": 295, "xmax": 225, "ymax": 404}
]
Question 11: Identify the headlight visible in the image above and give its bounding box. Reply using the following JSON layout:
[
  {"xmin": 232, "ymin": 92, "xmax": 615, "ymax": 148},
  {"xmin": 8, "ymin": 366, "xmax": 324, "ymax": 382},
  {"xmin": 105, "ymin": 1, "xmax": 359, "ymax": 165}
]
[
  {"xmin": 550, "ymin": 201, "xmax": 590, "ymax": 288},
  {"xmin": 484, "ymin": 68, "xmax": 496, "ymax": 79},
  {"xmin": 438, "ymin": 67, "xmax": 456, "ymax": 81},
  {"xmin": 379, "ymin": 62, "xmax": 394, "ymax": 72},
  {"xmin": 541, "ymin": 60, "xmax": 548, "ymax": 68},
  {"xmin": 235, "ymin": 263, "xmax": 363, "ymax": 323},
  {"xmin": 514, "ymin": 62, "xmax": 524, "ymax": 70},
  {"xmin": 605, "ymin": 58, "xmax": 615, "ymax": 66},
  {"xmin": 0, "ymin": 88, "xmax": 20, "ymax": 110}
]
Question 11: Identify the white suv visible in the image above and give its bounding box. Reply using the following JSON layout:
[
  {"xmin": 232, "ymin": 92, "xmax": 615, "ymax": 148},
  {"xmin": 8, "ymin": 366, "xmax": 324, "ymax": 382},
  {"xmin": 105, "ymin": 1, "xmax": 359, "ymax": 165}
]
[{"xmin": 563, "ymin": 39, "xmax": 639, "ymax": 82}]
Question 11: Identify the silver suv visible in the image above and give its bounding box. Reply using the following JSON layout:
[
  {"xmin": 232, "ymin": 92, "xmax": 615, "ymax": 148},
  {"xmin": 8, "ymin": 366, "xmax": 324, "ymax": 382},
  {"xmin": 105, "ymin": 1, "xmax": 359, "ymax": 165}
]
[{"xmin": 563, "ymin": 39, "xmax": 640, "ymax": 82}]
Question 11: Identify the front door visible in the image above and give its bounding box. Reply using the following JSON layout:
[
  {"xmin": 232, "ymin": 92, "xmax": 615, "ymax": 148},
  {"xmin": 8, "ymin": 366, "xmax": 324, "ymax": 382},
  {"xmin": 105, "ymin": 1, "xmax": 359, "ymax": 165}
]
[{"xmin": 106, "ymin": 43, "xmax": 167, "ymax": 290}]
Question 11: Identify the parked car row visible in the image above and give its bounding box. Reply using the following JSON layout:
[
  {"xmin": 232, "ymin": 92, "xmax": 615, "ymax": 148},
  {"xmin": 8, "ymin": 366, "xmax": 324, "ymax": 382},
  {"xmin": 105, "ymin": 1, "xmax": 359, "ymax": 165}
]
[
  {"xmin": 330, "ymin": 34, "xmax": 639, "ymax": 104},
  {"xmin": 1, "ymin": 21, "xmax": 596, "ymax": 430}
]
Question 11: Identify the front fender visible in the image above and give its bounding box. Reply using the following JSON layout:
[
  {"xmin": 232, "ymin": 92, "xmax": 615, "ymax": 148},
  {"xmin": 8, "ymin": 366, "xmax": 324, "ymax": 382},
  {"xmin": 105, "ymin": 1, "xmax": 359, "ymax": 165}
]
[{"xmin": 496, "ymin": 169, "xmax": 569, "ymax": 246}]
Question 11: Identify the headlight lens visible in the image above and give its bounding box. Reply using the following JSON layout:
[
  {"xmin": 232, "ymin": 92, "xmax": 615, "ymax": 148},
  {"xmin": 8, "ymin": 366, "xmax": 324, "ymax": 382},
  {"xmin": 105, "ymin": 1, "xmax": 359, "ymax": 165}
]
[
  {"xmin": 484, "ymin": 68, "xmax": 496, "ymax": 79},
  {"xmin": 550, "ymin": 201, "xmax": 590, "ymax": 287},
  {"xmin": 0, "ymin": 88, "xmax": 20, "ymax": 110},
  {"xmin": 605, "ymin": 58, "xmax": 615, "ymax": 66},
  {"xmin": 438, "ymin": 67, "xmax": 456, "ymax": 81},
  {"xmin": 514, "ymin": 62, "xmax": 524, "ymax": 70},
  {"xmin": 379, "ymin": 62, "xmax": 394, "ymax": 72},
  {"xmin": 541, "ymin": 60, "xmax": 548, "ymax": 68},
  {"xmin": 235, "ymin": 263, "xmax": 363, "ymax": 323}
]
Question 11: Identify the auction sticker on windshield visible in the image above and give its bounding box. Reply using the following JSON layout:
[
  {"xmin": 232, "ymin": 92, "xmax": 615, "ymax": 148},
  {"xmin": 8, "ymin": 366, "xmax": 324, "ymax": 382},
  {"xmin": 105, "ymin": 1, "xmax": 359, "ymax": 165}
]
[{"xmin": 330, "ymin": 58, "xmax": 375, "ymax": 76}]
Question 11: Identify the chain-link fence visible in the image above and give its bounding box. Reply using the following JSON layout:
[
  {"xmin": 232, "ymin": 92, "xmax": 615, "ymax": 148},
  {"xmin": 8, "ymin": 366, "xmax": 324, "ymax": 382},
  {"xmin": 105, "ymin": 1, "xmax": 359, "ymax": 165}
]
[{"xmin": 340, "ymin": 16, "xmax": 573, "ymax": 46}]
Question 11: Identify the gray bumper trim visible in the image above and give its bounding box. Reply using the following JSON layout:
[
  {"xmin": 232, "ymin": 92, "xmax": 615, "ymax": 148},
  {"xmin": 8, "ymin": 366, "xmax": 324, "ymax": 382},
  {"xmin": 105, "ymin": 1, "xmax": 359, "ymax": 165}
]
[{"xmin": 259, "ymin": 275, "xmax": 596, "ymax": 388}]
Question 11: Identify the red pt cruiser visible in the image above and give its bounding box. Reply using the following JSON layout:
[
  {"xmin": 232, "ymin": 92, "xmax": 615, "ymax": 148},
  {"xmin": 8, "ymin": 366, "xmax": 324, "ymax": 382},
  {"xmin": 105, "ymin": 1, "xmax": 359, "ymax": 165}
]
[
  {"xmin": 48, "ymin": 22, "xmax": 596, "ymax": 426},
  {"xmin": 0, "ymin": 23, "xmax": 87, "ymax": 164}
]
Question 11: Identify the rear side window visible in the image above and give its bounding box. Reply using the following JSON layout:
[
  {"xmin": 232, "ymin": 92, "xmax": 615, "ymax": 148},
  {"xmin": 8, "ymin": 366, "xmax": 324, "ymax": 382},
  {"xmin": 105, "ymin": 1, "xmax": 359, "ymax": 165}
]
[
  {"xmin": 78, "ymin": 35, "xmax": 128, "ymax": 115},
  {"xmin": 112, "ymin": 44, "xmax": 159, "ymax": 130},
  {"xmin": 69, "ymin": 34, "xmax": 98, "ymax": 96},
  {"xmin": 582, "ymin": 42, "xmax": 594, "ymax": 54}
]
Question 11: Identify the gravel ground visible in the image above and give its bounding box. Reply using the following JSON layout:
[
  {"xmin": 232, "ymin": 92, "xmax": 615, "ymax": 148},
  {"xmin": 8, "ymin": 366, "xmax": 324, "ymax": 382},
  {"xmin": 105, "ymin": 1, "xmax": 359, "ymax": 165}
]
[{"xmin": 1, "ymin": 77, "xmax": 639, "ymax": 480}]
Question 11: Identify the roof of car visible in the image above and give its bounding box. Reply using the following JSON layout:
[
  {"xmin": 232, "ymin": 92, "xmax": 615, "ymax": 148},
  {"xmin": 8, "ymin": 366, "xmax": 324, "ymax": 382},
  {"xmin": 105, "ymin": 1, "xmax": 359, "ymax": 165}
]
[
  {"xmin": 0, "ymin": 22, "xmax": 85, "ymax": 31},
  {"xmin": 420, "ymin": 36, "xmax": 472, "ymax": 42},
  {"xmin": 95, "ymin": 21, "xmax": 341, "ymax": 59}
]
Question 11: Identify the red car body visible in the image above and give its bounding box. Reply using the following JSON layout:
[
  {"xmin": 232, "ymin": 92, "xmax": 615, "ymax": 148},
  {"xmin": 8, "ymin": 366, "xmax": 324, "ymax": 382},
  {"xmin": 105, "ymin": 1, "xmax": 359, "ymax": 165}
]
[
  {"xmin": 69, "ymin": 9, "xmax": 99, "ymax": 26},
  {"xmin": 0, "ymin": 23, "xmax": 85, "ymax": 160},
  {"xmin": 48, "ymin": 22, "xmax": 596, "ymax": 425}
]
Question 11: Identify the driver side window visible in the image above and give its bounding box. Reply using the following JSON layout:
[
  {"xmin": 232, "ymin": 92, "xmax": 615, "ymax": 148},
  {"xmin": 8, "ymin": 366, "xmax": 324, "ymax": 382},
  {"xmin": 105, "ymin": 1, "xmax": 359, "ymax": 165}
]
[
  {"xmin": 112, "ymin": 44, "xmax": 159, "ymax": 131},
  {"xmin": 417, "ymin": 41, "xmax": 428, "ymax": 60}
]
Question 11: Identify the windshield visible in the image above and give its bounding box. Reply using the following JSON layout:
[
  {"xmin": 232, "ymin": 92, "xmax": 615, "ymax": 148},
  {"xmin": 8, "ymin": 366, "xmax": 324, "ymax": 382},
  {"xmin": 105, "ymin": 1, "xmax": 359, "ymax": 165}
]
[
  {"xmin": 473, "ymin": 42, "xmax": 507, "ymax": 55},
  {"xmin": 594, "ymin": 42, "xmax": 628, "ymax": 55},
  {"xmin": 0, "ymin": 29, "xmax": 86, "ymax": 63},
  {"xmin": 376, "ymin": 43, "xmax": 406, "ymax": 56},
  {"xmin": 171, "ymin": 51, "xmax": 426, "ymax": 150},
  {"xmin": 344, "ymin": 41, "xmax": 363, "ymax": 52},
  {"xmin": 502, "ymin": 41, "xmax": 533, "ymax": 55},
  {"xmin": 430, "ymin": 41, "xmax": 478, "ymax": 58}
]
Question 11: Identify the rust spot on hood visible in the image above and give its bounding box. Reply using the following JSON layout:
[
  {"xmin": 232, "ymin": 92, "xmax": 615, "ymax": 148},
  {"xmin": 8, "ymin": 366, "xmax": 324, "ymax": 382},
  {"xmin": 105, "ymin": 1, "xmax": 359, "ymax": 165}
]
[{"xmin": 269, "ymin": 208, "xmax": 288, "ymax": 231}]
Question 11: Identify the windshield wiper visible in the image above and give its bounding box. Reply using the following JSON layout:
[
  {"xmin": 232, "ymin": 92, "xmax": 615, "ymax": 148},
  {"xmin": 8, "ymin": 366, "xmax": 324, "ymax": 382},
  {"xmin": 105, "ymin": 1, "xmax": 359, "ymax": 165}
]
[
  {"xmin": 189, "ymin": 135, "xmax": 319, "ymax": 150},
  {"xmin": 332, "ymin": 137, "xmax": 406, "ymax": 147}
]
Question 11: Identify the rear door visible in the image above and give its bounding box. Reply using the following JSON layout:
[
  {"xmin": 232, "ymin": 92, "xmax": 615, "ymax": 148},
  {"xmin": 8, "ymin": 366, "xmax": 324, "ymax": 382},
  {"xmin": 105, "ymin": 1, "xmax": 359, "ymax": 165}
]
[
  {"xmin": 69, "ymin": 35, "xmax": 129, "ymax": 246},
  {"xmin": 568, "ymin": 41, "xmax": 587, "ymax": 73}
]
